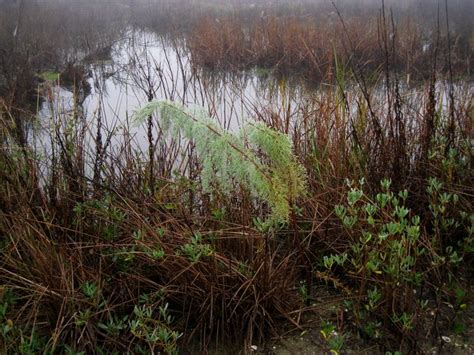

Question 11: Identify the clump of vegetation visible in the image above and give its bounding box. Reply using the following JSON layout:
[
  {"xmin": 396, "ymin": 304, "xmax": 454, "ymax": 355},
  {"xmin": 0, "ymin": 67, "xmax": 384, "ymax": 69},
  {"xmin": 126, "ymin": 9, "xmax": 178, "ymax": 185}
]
[
  {"xmin": 320, "ymin": 177, "xmax": 472, "ymax": 348},
  {"xmin": 187, "ymin": 11, "xmax": 473, "ymax": 80},
  {"xmin": 0, "ymin": 0, "xmax": 473, "ymax": 354},
  {"xmin": 135, "ymin": 100, "xmax": 306, "ymax": 226}
]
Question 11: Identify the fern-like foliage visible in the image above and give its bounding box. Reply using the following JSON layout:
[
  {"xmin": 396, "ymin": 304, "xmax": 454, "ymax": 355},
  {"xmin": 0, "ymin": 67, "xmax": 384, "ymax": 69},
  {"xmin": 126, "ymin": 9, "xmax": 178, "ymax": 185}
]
[{"xmin": 134, "ymin": 100, "xmax": 306, "ymax": 226}]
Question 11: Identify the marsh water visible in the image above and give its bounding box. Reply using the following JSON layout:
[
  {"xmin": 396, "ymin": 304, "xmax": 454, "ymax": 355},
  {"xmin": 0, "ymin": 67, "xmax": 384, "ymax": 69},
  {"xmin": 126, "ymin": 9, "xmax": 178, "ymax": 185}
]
[
  {"xmin": 35, "ymin": 27, "xmax": 470, "ymax": 173},
  {"xmin": 36, "ymin": 29, "xmax": 309, "ymax": 154}
]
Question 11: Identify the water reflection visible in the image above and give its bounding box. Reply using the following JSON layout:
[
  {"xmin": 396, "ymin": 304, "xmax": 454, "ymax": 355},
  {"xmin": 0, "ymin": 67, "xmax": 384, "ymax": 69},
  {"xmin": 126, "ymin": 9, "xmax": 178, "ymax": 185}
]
[{"xmin": 38, "ymin": 29, "xmax": 309, "ymax": 150}]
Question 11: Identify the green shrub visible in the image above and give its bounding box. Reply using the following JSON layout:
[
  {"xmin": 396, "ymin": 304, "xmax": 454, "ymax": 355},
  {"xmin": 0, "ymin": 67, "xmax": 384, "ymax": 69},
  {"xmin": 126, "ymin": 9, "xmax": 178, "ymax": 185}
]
[{"xmin": 134, "ymin": 100, "xmax": 306, "ymax": 227}]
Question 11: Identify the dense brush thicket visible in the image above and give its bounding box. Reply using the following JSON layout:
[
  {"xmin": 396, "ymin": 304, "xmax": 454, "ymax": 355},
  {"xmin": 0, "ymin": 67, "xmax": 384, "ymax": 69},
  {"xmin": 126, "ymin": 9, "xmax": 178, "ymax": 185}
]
[{"xmin": 0, "ymin": 0, "xmax": 473, "ymax": 354}]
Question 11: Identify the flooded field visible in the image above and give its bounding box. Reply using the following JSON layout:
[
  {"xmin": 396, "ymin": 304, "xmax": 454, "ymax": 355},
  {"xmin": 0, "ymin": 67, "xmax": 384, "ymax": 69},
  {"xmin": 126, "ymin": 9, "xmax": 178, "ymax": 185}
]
[
  {"xmin": 37, "ymin": 27, "xmax": 471, "ymax": 160},
  {"xmin": 0, "ymin": 1, "xmax": 473, "ymax": 354}
]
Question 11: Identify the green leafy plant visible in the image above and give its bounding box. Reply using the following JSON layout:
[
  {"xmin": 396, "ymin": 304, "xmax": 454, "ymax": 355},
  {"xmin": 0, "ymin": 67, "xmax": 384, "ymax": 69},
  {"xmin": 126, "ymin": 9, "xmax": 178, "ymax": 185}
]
[
  {"xmin": 178, "ymin": 232, "xmax": 213, "ymax": 263},
  {"xmin": 74, "ymin": 194, "xmax": 126, "ymax": 240},
  {"xmin": 298, "ymin": 280, "xmax": 310, "ymax": 303},
  {"xmin": 98, "ymin": 314, "xmax": 128, "ymax": 336},
  {"xmin": 134, "ymin": 100, "xmax": 306, "ymax": 227},
  {"xmin": 320, "ymin": 321, "xmax": 344, "ymax": 354},
  {"xmin": 321, "ymin": 176, "xmax": 471, "ymax": 346},
  {"xmin": 81, "ymin": 281, "xmax": 99, "ymax": 299},
  {"xmin": 130, "ymin": 294, "xmax": 182, "ymax": 354},
  {"xmin": 321, "ymin": 179, "xmax": 426, "ymax": 339}
]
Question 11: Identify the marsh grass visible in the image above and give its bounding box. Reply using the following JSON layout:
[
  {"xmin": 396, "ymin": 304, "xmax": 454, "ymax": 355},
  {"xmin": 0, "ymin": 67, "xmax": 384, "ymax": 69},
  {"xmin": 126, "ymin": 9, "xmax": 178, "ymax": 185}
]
[
  {"xmin": 187, "ymin": 8, "xmax": 472, "ymax": 81},
  {"xmin": 0, "ymin": 0, "xmax": 473, "ymax": 353}
]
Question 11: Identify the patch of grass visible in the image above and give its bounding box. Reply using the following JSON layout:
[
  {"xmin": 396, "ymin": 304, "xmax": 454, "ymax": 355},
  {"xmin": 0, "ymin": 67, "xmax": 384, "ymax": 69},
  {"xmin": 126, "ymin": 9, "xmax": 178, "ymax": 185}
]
[{"xmin": 38, "ymin": 71, "xmax": 60, "ymax": 82}]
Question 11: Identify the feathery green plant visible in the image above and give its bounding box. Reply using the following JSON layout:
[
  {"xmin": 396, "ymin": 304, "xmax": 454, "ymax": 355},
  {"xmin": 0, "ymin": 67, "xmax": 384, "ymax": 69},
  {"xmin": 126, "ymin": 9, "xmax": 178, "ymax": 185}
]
[{"xmin": 134, "ymin": 100, "xmax": 306, "ymax": 226}]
